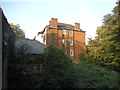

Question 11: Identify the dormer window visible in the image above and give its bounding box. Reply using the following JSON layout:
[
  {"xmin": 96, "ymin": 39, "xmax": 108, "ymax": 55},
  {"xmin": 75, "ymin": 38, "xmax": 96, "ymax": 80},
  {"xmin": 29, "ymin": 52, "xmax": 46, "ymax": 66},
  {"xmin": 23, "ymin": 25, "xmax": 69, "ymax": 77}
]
[
  {"xmin": 70, "ymin": 30, "xmax": 73, "ymax": 35},
  {"xmin": 62, "ymin": 29, "xmax": 66, "ymax": 34}
]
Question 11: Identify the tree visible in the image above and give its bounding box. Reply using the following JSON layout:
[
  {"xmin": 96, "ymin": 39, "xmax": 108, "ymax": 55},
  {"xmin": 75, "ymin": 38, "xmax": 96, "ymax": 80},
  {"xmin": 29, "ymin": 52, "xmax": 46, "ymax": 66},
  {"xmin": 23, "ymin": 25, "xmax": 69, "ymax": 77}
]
[
  {"xmin": 8, "ymin": 43, "xmax": 34, "ymax": 88},
  {"xmin": 87, "ymin": 1, "xmax": 120, "ymax": 71},
  {"xmin": 76, "ymin": 60, "xmax": 119, "ymax": 88},
  {"xmin": 35, "ymin": 45, "xmax": 79, "ymax": 88},
  {"xmin": 37, "ymin": 46, "xmax": 119, "ymax": 88},
  {"xmin": 10, "ymin": 23, "xmax": 25, "ymax": 38}
]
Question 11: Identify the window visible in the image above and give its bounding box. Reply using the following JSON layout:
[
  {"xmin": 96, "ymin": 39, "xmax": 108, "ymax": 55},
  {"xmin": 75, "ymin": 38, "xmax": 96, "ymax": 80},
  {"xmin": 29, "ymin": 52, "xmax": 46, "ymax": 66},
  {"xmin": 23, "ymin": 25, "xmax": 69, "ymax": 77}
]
[
  {"xmin": 70, "ymin": 40, "xmax": 73, "ymax": 45},
  {"xmin": 70, "ymin": 50, "xmax": 74, "ymax": 56},
  {"xmin": 44, "ymin": 40, "xmax": 46, "ymax": 45},
  {"xmin": 62, "ymin": 39, "xmax": 66, "ymax": 45},
  {"xmin": 70, "ymin": 30, "xmax": 73, "ymax": 35},
  {"xmin": 62, "ymin": 29, "xmax": 66, "ymax": 34}
]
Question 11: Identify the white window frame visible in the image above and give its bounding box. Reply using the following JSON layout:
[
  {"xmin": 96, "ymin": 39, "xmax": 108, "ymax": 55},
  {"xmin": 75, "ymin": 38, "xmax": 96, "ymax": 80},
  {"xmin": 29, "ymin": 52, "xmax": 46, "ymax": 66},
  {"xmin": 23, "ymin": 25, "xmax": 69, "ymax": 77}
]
[
  {"xmin": 70, "ymin": 30, "xmax": 73, "ymax": 35},
  {"xmin": 62, "ymin": 29, "xmax": 66, "ymax": 34},
  {"xmin": 62, "ymin": 39, "xmax": 66, "ymax": 45},
  {"xmin": 44, "ymin": 40, "xmax": 46, "ymax": 45},
  {"xmin": 70, "ymin": 40, "xmax": 73, "ymax": 45},
  {"xmin": 70, "ymin": 50, "xmax": 74, "ymax": 56}
]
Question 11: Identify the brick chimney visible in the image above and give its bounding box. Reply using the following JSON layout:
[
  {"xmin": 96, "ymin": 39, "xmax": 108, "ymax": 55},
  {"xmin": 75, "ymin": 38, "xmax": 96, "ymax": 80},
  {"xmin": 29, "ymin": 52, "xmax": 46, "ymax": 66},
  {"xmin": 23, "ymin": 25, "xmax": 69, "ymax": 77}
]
[
  {"xmin": 51, "ymin": 18, "xmax": 57, "ymax": 28},
  {"xmin": 75, "ymin": 23, "xmax": 80, "ymax": 30}
]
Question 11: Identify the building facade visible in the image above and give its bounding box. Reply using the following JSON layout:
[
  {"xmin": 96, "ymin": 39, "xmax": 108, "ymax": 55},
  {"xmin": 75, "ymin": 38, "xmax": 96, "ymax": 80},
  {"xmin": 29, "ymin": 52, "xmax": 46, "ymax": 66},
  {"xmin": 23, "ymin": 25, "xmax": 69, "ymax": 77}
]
[
  {"xmin": 1, "ymin": 7, "xmax": 15, "ymax": 88},
  {"xmin": 39, "ymin": 18, "xmax": 86, "ymax": 62}
]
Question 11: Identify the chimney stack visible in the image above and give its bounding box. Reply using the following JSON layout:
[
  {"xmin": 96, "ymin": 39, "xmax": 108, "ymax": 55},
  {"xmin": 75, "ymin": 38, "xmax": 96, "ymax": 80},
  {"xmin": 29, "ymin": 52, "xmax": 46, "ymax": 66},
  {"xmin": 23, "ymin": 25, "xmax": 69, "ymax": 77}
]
[
  {"xmin": 75, "ymin": 23, "xmax": 80, "ymax": 30},
  {"xmin": 50, "ymin": 18, "xmax": 57, "ymax": 28}
]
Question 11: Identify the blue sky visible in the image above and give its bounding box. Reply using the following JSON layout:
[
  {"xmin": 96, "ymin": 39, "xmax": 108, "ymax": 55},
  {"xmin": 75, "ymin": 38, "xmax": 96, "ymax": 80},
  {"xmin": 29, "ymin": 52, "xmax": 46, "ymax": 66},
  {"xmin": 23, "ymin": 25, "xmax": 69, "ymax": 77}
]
[{"xmin": 1, "ymin": 0, "xmax": 116, "ymax": 43}]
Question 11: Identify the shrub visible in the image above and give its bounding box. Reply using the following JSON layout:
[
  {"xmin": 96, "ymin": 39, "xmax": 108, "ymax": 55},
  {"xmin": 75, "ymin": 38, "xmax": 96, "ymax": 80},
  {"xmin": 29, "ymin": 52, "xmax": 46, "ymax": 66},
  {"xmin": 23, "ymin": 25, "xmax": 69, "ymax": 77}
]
[
  {"xmin": 76, "ymin": 60, "xmax": 119, "ymax": 88},
  {"xmin": 36, "ymin": 45, "xmax": 79, "ymax": 88},
  {"xmin": 35, "ymin": 46, "xmax": 120, "ymax": 89},
  {"xmin": 8, "ymin": 42, "xmax": 34, "ymax": 88},
  {"xmin": 79, "ymin": 52, "xmax": 87, "ymax": 61}
]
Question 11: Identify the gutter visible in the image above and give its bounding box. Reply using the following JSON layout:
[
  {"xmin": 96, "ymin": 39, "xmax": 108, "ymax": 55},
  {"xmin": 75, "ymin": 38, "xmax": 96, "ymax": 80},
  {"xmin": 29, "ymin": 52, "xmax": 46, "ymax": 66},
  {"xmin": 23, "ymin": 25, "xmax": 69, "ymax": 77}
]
[{"xmin": 37, "ymin": 26, "xmax": 86, "ymax": 36}]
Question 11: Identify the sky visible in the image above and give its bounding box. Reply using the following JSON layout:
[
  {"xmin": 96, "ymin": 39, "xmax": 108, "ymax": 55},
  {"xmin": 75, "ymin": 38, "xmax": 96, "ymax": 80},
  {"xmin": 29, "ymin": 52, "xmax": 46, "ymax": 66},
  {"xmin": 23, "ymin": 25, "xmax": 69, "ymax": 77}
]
[{"xmin": 1, "ymin": 0, "xmax": 116, "ymax": 44}]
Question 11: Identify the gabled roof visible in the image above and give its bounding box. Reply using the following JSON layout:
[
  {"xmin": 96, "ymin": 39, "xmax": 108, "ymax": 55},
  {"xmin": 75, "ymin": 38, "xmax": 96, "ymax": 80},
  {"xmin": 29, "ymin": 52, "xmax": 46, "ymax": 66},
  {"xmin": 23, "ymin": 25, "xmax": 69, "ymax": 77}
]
[{"xmin": 15, "ymin": 38, "xmax": 46, "ymax": 54}]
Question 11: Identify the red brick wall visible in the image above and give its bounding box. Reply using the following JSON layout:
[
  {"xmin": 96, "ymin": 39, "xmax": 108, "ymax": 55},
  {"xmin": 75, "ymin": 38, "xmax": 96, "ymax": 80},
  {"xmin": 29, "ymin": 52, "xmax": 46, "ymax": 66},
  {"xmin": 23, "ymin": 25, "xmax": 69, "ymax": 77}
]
[
  {"xmin": 58, "ymin": 30, "xmax": 62, "ymax": 48},
  {"xmin": 45, "ymin": 18, "xmax": 86, "ymax": 62},
  {"xmin": 51, "ymin": 18, "xmax": 57, "ymax": 28},
  {"xmin": 75, "ymin": 23, "xmax": 80, "ymax": 30},
  {"xmin": 74, "ymin": 31, "xmax": 86, "ymax": 62}
]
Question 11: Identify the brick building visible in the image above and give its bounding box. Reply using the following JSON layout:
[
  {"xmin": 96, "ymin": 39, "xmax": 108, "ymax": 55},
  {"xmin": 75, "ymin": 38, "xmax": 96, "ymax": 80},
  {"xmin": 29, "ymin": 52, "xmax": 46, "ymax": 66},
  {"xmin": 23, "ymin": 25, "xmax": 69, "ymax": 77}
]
[{"xmin": 39, "ymin": 18, "xmax": 86, "ymax": 62}]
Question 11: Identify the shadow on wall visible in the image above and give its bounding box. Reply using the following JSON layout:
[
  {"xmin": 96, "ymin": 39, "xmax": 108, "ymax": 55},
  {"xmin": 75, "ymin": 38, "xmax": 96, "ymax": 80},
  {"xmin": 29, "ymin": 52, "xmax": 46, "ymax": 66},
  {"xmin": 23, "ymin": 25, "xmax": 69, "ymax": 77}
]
[{"xmin": 1, "ymin": 8, "xmax": 15, "ymax": 89}]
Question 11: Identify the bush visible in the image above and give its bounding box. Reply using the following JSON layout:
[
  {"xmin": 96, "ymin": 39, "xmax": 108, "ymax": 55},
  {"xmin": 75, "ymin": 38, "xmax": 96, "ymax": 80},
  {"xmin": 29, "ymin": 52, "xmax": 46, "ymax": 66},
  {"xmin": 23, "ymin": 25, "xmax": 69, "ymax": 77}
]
[
  {"xmin": 79, "ymin": 52, "xmax": 87, "ymax": 61},
  {"xmin": 8, "ymin": 44, "xmax": 119, "ymax": 89},
  {"xmin": 8, "ymin": 43, "xmax": 34, "ymax": 88},
  {"xmin": 35, "ymin": 46, "xmax": 120, "ymax": 89},
  {"xmin": 35, "ymin": 45, "xmax": 79, "ymax": 88},
  {"xmin": 76, "ymin": 60, "xmax": 119, "ymax": 88}
]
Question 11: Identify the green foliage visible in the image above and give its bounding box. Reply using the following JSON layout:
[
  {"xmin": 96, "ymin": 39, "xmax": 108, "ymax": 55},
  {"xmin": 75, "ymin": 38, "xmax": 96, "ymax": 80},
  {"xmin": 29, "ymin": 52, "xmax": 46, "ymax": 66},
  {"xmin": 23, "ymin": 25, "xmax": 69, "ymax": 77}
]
[
  {"xmin": 35, "ymin": 45, "xmax": 78, "ymax": 88},
  {"xmin": 34, "ymin": 46, "xmax": 120, "ymax": 89},
  {"xmin": 43, "ymin": 45, "xmax": 72, "ymax": 70},
  {"xmin": 8, "ymin": 44, "xmax": 120, "ymax": 88},
  {"xmin": 10, "ymin": 23, "xmax": 25, "ymax": 38},
  {"xmin": 87, "ymin": 1, "xmax": 120, "ymax": 71},
  {"xmin": 76, "ymin": 61, "xmax": 119, "ymax": 88},
  {"xmin": 8, "ymin": 43, "xmax": 34, "ymax": 88},
  {"xmin": 79, "ymin": 52, "xmax": 88, "ymax": 61}
]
